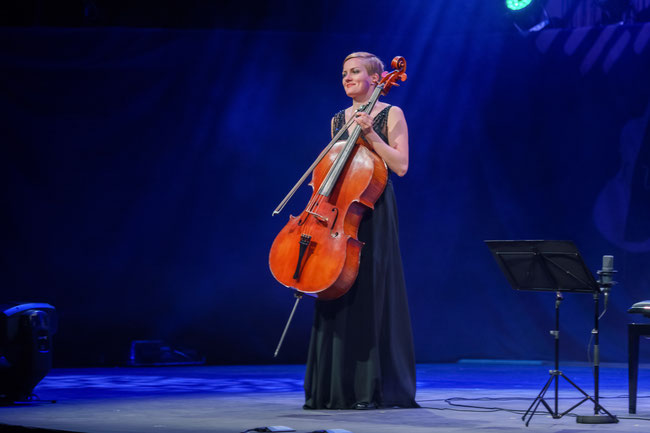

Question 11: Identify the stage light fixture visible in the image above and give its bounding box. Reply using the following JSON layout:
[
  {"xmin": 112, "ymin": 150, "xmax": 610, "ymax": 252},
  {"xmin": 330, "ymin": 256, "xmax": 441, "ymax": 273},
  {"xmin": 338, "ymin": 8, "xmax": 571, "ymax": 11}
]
[
  {"xmin": 595, "ymin": 0, "xmax": 632, "ymax": 24},
  {"xmin": 506, "ymin": 0, "xmax": 534, "ymax": 11},
  {"xmin": 0, "ymin": 303, "xmax": 57, "ymax": 402},
  {"xmin": 505, "ymin": 0, "xmax": 550, "ymax": 33}
]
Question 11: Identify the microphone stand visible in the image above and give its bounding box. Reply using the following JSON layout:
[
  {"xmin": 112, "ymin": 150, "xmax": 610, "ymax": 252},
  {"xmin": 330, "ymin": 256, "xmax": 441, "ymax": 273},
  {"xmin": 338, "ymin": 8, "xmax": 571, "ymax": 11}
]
[{"xmin": 576, "ymin": 258, "xmax": 617, "ymax": 424}]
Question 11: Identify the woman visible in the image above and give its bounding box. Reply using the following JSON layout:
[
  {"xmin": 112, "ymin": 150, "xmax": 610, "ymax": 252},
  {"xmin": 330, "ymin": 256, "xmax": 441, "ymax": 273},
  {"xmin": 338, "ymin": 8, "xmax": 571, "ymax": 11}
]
[{"xmin": 303, "ymin": 52, "xmax": 418, "ymax": 410}]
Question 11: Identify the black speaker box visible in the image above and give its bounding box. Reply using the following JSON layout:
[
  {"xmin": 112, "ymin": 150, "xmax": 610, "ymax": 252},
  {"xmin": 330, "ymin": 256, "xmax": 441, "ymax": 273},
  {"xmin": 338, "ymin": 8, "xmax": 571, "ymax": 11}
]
[{"xmin": 0, "ymin": 303, "xmax": 57, "ymax": 402}]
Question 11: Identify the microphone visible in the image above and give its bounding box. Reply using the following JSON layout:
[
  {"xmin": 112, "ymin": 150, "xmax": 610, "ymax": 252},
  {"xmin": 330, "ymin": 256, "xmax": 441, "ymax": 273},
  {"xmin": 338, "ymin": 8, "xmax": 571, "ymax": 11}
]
[{"xmin": 598, "ymin": 255, "xmax": 616, "ymax": 309}]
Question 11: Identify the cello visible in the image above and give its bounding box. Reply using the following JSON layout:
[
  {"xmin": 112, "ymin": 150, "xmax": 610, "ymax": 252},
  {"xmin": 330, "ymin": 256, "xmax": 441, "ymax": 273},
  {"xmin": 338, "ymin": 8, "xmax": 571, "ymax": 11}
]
[{"xmin": 269, "ymin": 56, "xmax": 407, "ymax": 301}]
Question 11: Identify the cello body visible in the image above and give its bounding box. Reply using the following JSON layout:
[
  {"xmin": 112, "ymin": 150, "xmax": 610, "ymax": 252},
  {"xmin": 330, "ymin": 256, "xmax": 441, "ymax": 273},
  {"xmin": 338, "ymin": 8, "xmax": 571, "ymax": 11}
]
[{"xmin": 268, "ymin": 139, "xmax": 387, "ymax": 300}]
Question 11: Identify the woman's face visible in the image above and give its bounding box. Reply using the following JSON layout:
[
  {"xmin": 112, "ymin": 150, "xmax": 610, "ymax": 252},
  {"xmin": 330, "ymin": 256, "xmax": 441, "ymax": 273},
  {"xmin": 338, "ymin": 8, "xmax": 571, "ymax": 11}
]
[{"xmin": 342, "ymin": 58, "xmax": 376, "ymax": 99}]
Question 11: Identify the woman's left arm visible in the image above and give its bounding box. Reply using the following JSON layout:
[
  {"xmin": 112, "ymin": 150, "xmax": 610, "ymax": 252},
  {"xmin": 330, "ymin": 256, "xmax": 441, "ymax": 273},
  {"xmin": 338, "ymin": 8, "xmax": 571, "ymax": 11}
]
[{"xmin": 356, "ymin": 107, "xmax": 409, "ymax": 176}]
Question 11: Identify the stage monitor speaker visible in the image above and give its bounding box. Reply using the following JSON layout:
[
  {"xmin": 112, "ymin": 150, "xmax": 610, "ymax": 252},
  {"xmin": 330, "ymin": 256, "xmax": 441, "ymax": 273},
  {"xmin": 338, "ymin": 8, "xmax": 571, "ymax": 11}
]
[{"xmin": 0, "ymin": 303, "xmax": 57, "ymax": 402}]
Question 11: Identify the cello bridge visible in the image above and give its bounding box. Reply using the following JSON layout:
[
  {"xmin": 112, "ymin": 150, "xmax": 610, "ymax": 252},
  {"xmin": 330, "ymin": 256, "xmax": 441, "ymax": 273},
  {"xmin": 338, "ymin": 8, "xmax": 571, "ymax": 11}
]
[{"xmin": 306, "ymin": 210, "xmax": 329, "ymax": 224}]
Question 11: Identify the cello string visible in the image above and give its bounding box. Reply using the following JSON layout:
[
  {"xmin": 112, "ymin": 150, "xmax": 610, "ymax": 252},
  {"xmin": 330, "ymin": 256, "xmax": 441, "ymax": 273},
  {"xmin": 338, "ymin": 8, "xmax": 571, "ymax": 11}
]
[
  {"xmin": 300, "ymin": 107, "xmax": 362, "ymax": 237},
  {"xmin": 306, "ymin": 194, "xmax": 326, "ymax": 238},
  {"xmin": 301, "ymin": 193, "xmax": 322, "ymax": 238}
]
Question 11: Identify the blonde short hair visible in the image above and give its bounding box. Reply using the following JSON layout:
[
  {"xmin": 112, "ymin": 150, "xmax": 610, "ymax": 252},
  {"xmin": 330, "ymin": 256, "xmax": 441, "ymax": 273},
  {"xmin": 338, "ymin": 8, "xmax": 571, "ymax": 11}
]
[{"xmin": 343, "ymin": 52, "xmax": 384, "ymax": 76}]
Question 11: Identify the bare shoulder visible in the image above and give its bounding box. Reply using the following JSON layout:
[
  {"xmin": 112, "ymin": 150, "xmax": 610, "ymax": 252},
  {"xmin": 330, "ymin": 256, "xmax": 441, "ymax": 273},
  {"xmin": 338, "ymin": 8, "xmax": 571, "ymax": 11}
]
[{"xmin": 387, "ymin": 105, "xmax": 406, "ymax": 124}]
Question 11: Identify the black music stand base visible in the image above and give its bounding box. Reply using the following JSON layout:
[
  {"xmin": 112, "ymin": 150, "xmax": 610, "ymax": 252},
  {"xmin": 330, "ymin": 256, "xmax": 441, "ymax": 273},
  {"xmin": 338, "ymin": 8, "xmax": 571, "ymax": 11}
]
[
  {"xmin": 523, "ymin": 370, "xmax": 616, "ymax": 426},
  {"xmin": 522, "ymin": 292, "xmax": 617, "ymax": 426}
]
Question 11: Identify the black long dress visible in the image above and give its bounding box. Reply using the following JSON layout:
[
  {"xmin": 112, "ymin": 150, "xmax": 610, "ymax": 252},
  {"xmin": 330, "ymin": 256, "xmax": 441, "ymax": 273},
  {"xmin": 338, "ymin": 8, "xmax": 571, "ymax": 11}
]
[{"xmin": 303, "ymin": 106, "xmax": 418, "ymax": 410}]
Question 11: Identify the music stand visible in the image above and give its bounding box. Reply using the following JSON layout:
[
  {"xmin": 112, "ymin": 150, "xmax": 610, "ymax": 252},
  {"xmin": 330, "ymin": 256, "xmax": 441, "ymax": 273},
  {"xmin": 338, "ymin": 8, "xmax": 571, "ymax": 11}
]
[{"xmin": 485, "ymin": 240, "xmax": 617, "ymax": 425}]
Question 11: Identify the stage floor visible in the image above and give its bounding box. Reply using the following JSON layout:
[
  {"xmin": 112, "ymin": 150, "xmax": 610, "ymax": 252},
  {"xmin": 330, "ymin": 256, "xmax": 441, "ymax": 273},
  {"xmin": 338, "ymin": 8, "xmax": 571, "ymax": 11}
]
[{"xmin": 1, "ymin": 362, "xmax": 650, "ymax": 433}]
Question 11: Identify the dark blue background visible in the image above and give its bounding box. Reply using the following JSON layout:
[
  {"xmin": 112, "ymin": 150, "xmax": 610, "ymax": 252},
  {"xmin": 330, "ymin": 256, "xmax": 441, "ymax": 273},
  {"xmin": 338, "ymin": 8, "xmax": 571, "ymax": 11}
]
[{"xmin": 2, "ymin": 2, "xmax": 650, "ymax": 366}]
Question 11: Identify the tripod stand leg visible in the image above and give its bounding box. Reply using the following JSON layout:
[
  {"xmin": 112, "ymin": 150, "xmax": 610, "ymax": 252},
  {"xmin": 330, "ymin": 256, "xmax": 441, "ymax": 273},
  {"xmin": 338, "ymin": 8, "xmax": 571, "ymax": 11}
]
[
  {"xmin": 523, "ymin": 373, "xmax": 557, "ymax": 426},
  {"xmin": 557, "ymin": 372, "xmax": 618, "ymax": 422}
]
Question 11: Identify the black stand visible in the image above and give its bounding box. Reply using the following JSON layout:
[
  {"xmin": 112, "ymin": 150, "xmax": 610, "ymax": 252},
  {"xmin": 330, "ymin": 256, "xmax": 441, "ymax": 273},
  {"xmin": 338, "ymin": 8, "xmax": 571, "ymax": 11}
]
[
  {"xmin": 521, "ymin": 291, "xmax": 616, "ymax": 425},
  {"xmin": 485, "ymin": 240, "xmax": 617, "ymax": 426},
  {"xmin": 575, "ymin": 283, "xmax": 618, "ymax": 423}
]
